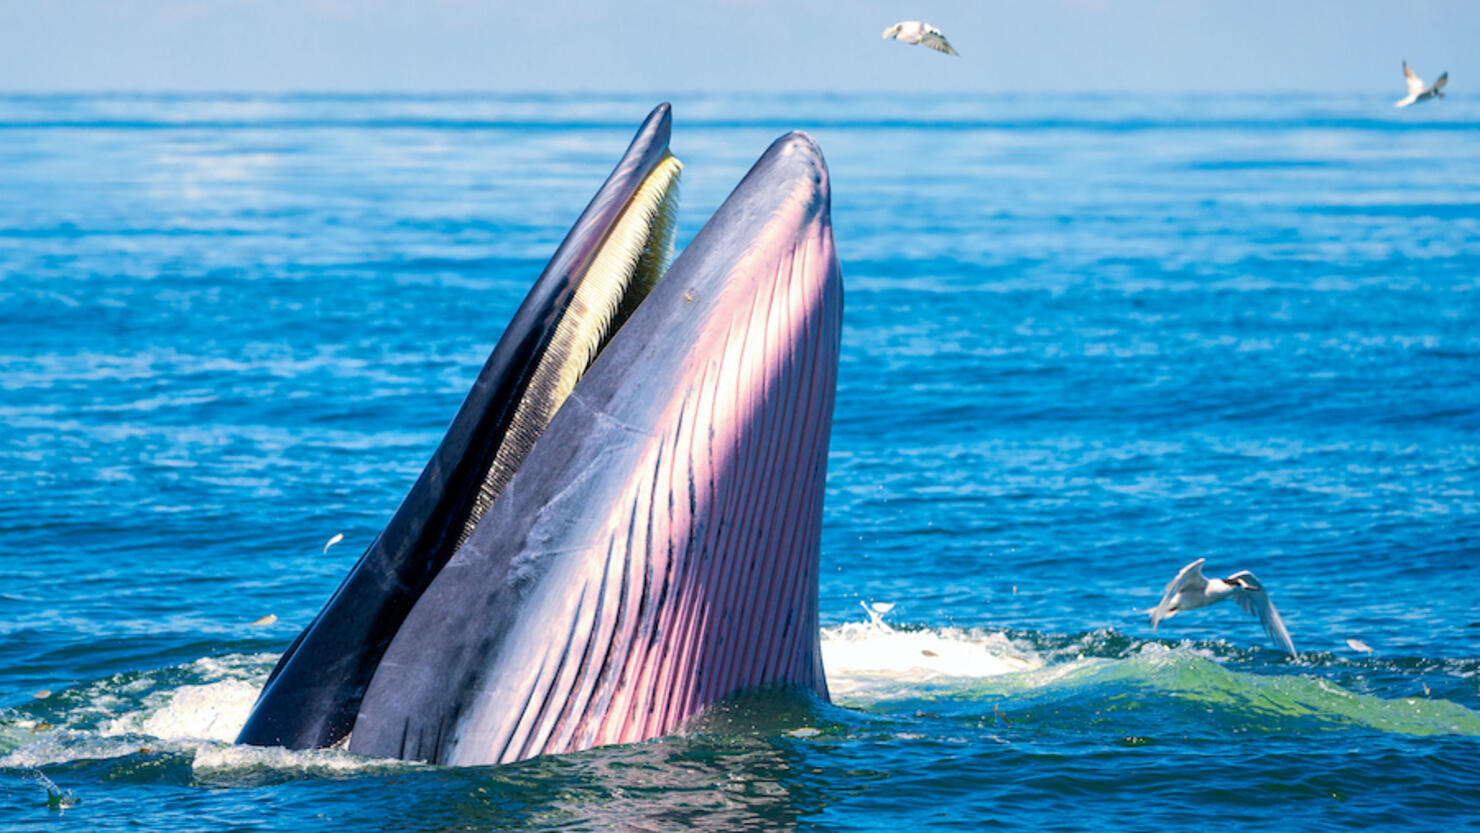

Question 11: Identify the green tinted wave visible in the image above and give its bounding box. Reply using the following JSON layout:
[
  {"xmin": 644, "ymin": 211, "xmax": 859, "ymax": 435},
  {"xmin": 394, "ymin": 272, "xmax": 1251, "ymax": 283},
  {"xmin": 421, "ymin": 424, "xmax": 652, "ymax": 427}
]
[{"xmin": 843, "ymin": 648, "xmax": 1480, "ymax": 737}]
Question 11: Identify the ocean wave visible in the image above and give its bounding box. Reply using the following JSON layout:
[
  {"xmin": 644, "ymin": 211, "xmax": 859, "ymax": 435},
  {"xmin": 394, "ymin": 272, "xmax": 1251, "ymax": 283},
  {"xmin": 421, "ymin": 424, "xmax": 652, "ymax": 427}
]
[{"xmin": 823, "ymin": 616, "xmax": 1480, "ymax": 737}]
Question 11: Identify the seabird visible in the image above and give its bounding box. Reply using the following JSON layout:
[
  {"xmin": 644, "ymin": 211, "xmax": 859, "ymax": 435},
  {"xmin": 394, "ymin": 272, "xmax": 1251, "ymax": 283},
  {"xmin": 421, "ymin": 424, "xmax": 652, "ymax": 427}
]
[
  {"xmin": 1395, "ymin": 61, "xmax": 1447, "ymax": 107},
  {"xmin": 882, "ymin": 21, "xmax": 960, "ymax": 56},
  {"xmin": 1149, "ymin": 558, "xmax": 1296, "ymax": 656},
  {"xmin": 860, "ymin": 600, "xmax": 896, "ymax": 627}
]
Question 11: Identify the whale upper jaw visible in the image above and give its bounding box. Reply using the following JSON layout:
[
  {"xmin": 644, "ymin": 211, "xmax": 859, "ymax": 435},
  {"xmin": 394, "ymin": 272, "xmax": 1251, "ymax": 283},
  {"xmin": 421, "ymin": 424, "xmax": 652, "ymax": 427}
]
[
  {"xmin": 236, "ymin": 103, "xmax": 684, "ymax": 752},
  {"xmin": 238, "ymin": 104, "xmax": 842, "ymax": 766}
]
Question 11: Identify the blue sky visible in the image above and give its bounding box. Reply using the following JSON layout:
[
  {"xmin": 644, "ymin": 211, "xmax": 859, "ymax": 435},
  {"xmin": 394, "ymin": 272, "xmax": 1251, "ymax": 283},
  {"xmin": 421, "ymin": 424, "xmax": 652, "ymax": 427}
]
[{"xmin": 0, "ymin": 0, "xmax": 1472, "ymax": 93}]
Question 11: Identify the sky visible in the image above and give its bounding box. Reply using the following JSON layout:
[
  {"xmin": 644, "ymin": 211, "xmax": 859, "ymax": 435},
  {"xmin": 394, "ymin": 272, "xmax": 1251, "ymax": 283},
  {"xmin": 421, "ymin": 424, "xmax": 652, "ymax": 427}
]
[{"xmin": 0, "ymin": 0, "xmax": 1473, "ymax": 93}]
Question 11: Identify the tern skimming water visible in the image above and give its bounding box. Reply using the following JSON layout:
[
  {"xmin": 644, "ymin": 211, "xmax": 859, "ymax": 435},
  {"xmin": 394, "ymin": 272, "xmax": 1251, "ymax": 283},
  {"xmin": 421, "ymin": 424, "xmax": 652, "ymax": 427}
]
[
  {"xmin": 1395, "ymin": 61, "xmax": 1447, "ymax": 107},
  {"xmin": 1150, "ymin": 558, "xmax": 1296, "ymax": 656},
  {"xmin": 882, "ymin": 21, "xmax": 960, "ymax": 56}
]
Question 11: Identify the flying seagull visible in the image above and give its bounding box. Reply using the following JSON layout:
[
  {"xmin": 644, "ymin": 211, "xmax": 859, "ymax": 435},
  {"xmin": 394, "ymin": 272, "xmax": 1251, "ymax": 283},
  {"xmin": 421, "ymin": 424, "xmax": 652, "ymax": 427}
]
[
  {"xmin": 1149, "ymin": 558, "xmax": 1296, "ymax": 656},
  {"xmin": 882, "ymin": 21, "xmax": 960, "ymax": 56},
  {"xmin": 1395, "ymin": 61, "xmax": 1447, "ymax": 107}
]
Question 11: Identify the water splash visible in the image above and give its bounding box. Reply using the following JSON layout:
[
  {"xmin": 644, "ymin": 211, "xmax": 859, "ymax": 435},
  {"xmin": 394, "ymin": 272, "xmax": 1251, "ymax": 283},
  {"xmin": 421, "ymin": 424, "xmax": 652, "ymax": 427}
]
[
  {"xmin": 821, "ymin": 611, "xmax": 1040, "ymax": 701},
  {"xmin": 32, "ymin": 769, "xmax": 80, "ymax": 812},
  {"xmin": 3, "ymin": 614, "xmax": 1477, "ymax": 783},
  {"xmin": 0, "ymin": 654, "xmax": 410, "ymax": 779}
]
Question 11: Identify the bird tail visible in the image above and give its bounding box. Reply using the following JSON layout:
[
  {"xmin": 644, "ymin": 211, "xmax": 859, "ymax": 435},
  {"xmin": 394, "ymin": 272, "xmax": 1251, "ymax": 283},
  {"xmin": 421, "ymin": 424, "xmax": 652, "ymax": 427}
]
[{"xmin": 1148, "ymin": 606, "xmax": 1173, "ymax": 629}]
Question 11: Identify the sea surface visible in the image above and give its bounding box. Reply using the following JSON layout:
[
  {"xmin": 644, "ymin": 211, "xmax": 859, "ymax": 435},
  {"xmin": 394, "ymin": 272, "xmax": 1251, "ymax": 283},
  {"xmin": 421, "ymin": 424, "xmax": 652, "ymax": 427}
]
[{"xmin": 1, "ymin": 93, "xmax": 1477, "ymax": 831}]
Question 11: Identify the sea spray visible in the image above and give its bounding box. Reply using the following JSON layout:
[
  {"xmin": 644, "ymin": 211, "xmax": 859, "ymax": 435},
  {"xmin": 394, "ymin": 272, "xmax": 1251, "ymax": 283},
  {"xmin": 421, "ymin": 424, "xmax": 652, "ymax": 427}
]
[{"xmin": 32, "ymin": 769, "xmax": 79, "ymax": 811}]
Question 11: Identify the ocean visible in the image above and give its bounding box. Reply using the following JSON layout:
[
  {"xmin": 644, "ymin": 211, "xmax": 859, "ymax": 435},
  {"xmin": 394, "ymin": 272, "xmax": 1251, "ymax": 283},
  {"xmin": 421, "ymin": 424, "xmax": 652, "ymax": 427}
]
[{"xmin": 1, "ymin": 92, "xmax": 1477, "ymax": 830}]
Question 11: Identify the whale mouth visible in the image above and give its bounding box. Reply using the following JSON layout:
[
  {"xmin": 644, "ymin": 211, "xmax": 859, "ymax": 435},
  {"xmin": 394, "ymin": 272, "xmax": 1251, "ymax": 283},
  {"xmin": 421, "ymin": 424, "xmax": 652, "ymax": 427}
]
[
  {"xmin": 450, "ymin": 147, "xmax": 682, "ymax": 554},
  {"xmin": 238, "ymin": 107, "xmax": 686, "ymax": 751},
  {"xmin": 237, "ymin": 103, "xmax": 841, "ymax": 765}
]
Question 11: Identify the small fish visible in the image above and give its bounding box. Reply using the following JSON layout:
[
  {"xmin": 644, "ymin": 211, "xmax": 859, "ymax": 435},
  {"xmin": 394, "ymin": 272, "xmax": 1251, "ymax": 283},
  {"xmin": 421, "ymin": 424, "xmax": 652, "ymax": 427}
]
[
  {"xmin": 1012, "ymin": 586, "xmax": 1017, "ymax": 595},
  {"xmin": 31, "ymin": 722, "xmax": 53, "ymax": 734},
  {"xmin": 33, "ymin": 690, "xmax": 50, "ymax": 699},
  {"xmin": 1422, "ymin": 682, "xmax": 1431, "ymax": 696},
  {"xmin": 1347, "ymin": 638, "xmax": 1373, "ymax": 654},
  {"xmin": 993, "ymin": 703, "xmax": 1011, "ymax": 728},
  {"xmin": 921, "ymin": 649, "xmax": 939, "ymax": 657},
  {"xmin": 323, "ymin": 533, "xmax": 345, "ymax": 554},
  {"xmin": 251, "ymin": 614, "xmax": 278, "ymax": 626},
  {"xmin": 787, "ymin": 727, "xmax": 821, "ymax": 738}
]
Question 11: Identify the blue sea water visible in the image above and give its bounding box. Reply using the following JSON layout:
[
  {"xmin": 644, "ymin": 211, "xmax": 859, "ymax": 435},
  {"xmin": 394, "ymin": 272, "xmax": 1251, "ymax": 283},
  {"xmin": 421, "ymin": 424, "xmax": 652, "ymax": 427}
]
[{"xmin": 1, "ymin": 92, "xmax": 1478, "ymax": 830}]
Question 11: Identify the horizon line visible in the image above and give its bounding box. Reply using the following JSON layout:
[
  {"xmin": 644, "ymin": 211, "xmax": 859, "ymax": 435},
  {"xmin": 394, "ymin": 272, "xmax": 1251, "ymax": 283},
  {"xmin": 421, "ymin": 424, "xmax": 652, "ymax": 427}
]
[{"xmin": 0, "ymin": 88, "xmax": 1426, "ymax": 98}]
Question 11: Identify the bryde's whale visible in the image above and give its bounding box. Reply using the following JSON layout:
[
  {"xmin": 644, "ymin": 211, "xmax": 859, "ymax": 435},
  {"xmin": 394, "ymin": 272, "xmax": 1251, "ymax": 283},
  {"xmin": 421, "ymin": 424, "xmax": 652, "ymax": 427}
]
[{"xmin": 237, "ymin": 104, "xmax": 843, "ymax": 766}]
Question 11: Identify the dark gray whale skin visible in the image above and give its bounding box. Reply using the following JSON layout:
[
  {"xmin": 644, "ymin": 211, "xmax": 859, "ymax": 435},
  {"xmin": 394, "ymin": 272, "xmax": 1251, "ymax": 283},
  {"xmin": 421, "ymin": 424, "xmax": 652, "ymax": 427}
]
[{"xmin": 236, "ymin": 105, "xmax": 678, "ymax": 751}]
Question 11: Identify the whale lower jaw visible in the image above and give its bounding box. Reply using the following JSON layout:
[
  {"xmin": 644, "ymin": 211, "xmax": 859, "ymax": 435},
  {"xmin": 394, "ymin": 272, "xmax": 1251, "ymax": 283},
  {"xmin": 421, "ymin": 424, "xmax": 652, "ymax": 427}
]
[{"xmin": 237, "ymin": 105, "xmax": 842, "ymax": 767}]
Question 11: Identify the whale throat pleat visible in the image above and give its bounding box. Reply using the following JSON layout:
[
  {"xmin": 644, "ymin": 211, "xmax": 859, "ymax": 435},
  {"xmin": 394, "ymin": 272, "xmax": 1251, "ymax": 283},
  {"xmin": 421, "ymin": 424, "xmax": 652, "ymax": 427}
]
[
  {"xmin": 345, "ymin": 132, "xmax": 841, "ymax": 768},
  {"xmin": 435, "ymin": 225, "xmax": 838, "ymax": 765}
]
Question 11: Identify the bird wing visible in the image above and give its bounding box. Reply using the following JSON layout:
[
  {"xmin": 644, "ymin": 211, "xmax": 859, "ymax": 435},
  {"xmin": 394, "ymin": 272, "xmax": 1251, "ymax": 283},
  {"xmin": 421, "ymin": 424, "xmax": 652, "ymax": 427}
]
[
  {"xmin": 1431, "ymin": 72, "xmax": 1448, "ymax": 93},
  {"xmin": 920, "ymin": 27, "xmax": 960, "ymax": 56},
  {"xmin": 1404, "ymin": 61, "xmax": 1426, "ymax": 95},
  {"xmin": 1150, "ymin": 558, "xmax": 1206, "ymax": 629},
  {"xmin": 1164, "ymin": 558, "xmax": 1206, "ymax": 597},
  {"xmin": 1229, "ymin": 571, "xmax": 1296, "ymax": 656}
]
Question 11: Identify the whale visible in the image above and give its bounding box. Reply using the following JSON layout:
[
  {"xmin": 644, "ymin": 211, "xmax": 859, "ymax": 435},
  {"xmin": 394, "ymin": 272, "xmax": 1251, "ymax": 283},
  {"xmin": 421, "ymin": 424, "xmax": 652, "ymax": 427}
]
[{"xmin": 236, "ymin": 103, "xmax": 843, "ymax": 766}]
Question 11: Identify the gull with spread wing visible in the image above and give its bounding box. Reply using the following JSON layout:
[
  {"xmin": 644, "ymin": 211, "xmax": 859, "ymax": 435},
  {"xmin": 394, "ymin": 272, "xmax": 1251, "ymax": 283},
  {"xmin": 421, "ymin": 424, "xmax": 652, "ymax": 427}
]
[
  {"xmin": 882, "ymin": 21, "xmax": 960, "ymax": 56},
  {"xmin": 1150, "ymin": 558, "xmax": 1296, "ymax": 656},
  {"xmin": 1395, "ymin": 61, "xmax": 1448, "ymax": 107}
]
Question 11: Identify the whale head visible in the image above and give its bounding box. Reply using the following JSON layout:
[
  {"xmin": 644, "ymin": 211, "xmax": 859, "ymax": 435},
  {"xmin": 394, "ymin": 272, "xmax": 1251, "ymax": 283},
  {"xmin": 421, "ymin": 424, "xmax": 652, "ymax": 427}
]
[{"xmin": 237, "ymin": 104, "xmax": 841, "ymax": 766}]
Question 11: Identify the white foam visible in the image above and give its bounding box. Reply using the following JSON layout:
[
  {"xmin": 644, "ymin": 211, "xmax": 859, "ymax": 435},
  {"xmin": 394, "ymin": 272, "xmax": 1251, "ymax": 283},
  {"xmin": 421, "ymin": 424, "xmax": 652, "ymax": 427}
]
[
  {"xmin": 1, "ymin": 653, "xmax": 277, "ymax": 771},
  {"xmin": 191, "ymin": 741, "xmax": 413, "ymax": 776},
  {"xmin": 821, "ymin": 611, "xmax": 1041, "ymax": 702},
  {"xmin": 0, "ymin": 651, "xmax": 412, "ymax": 777},
  {"xmin": 0, "ymin": 734, "xmax": 155, "ymax": 770},
  {"xmin": 100, "ymin": 678, "xmax": 261, "ymax": 743}
]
